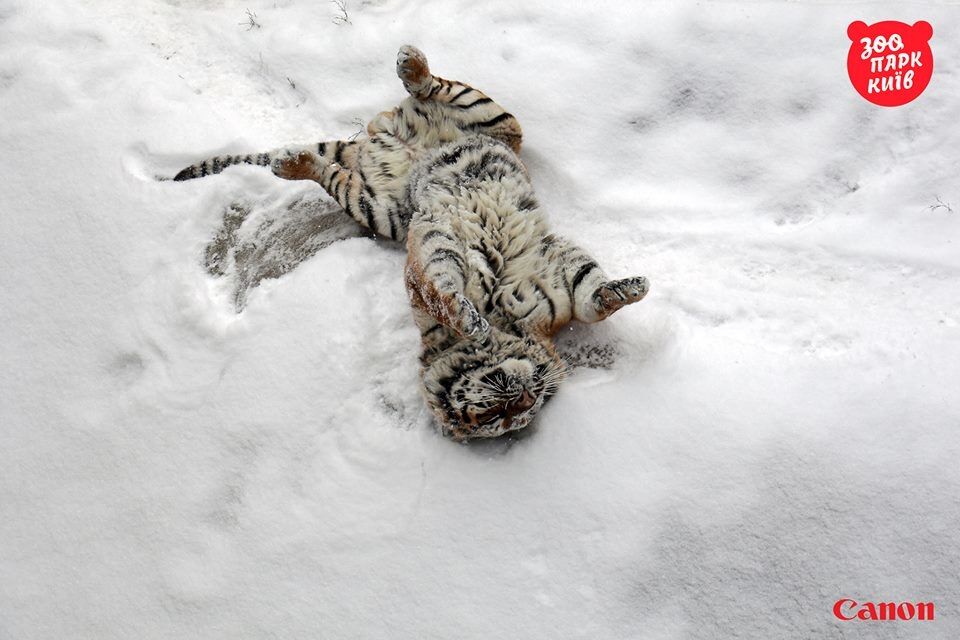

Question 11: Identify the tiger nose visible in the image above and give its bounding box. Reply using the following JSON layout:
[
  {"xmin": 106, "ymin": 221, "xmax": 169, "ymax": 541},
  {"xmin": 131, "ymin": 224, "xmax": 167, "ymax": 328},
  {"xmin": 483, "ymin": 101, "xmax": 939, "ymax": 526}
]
[{"xmin": 509, "ymin": 388, "xmax": 536, "ymax": 412}]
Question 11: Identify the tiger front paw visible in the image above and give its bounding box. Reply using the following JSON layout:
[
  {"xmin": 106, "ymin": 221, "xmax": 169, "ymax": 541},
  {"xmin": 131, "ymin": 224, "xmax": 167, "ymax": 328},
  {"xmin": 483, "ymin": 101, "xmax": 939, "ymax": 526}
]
[
  {"xmin": 593, "ymin": 276, "xmax": 650, "ymax": 318},
  {"xmin": 453, "ymin": 293, "xmax": 491, "ymax": 341},
  {"xmin": 271, "ymin": 150, "xmax": 326, "ymax": 181}
]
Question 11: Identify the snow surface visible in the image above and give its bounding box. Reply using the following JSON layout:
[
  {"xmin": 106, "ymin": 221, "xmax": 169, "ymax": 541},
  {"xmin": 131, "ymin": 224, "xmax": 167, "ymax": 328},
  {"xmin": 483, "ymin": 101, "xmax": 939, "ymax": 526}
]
[{"xmin": 3, "ymin": 1, "xmax": 960, "ymax": 638}]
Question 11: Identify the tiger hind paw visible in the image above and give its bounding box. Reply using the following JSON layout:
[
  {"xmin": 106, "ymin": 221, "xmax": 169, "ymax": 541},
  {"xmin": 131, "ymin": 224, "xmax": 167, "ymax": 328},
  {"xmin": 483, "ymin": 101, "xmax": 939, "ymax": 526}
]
[
  {"xmin": 397, "ymin": 45, "xmax": 433, "ymax": 98},
  {"xmin": 271, "ymin": 150, "xmax": 327, "ymax": 181}
]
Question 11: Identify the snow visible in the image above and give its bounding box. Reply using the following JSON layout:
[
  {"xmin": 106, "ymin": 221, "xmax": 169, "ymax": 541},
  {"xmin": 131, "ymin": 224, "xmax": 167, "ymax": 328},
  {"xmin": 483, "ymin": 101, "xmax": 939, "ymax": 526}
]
[{"xmin": 2, "ymin": 0, "xmax": 960, "ymax": 637}]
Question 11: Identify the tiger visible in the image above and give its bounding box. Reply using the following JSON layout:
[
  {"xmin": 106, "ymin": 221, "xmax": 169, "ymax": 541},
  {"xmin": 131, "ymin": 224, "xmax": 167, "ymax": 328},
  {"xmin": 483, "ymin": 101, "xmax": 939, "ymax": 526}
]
[{"xmin": 172, "ymin": 45, "xmax": 650, "ymax": 440}]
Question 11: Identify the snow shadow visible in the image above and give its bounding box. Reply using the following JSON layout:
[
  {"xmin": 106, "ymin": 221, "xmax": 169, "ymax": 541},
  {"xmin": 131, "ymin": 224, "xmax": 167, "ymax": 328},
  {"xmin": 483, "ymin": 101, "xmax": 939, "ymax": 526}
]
[{"xmin": 203, "ymin": 194, "xmax": 369, "ymax": 310}]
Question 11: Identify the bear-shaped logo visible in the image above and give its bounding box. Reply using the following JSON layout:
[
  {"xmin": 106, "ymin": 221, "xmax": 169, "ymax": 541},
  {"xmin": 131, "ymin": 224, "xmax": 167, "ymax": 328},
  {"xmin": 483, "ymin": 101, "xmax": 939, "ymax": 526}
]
[{"xmin": 847, "ymin": 20, "xmax": 933, "ymax": 106}]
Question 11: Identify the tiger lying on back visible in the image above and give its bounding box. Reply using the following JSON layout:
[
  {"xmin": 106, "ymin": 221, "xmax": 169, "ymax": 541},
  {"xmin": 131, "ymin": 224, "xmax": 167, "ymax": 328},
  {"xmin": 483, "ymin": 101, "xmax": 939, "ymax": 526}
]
[{"xmin": 173, "ymin": 46, "xmax": 649, "ymax": 440}]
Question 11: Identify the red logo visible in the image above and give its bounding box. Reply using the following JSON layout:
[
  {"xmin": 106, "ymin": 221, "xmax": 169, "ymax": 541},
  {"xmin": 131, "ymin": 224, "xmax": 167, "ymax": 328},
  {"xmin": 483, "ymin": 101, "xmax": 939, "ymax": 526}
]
[
  {"xmin": 833, "ymin": 598, "xmax": 935, "ymax": 621},
  {"xmin": 846, "ymin": 20, "xmax": 934, "ymax": 106}
]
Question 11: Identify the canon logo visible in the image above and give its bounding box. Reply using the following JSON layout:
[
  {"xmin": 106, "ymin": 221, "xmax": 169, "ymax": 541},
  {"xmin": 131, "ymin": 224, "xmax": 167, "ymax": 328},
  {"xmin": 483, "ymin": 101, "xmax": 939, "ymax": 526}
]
[{"xmin": 833, "ymin": 599, "xmax": 934, "ymax": 621}]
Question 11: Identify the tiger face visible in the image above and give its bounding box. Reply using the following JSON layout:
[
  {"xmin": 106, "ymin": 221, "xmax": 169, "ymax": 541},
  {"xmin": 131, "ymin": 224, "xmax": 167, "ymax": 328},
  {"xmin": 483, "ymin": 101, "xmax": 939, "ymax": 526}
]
[{"xmin": 421, "ymin": 329, "xmax": 565, "ymax": 440}]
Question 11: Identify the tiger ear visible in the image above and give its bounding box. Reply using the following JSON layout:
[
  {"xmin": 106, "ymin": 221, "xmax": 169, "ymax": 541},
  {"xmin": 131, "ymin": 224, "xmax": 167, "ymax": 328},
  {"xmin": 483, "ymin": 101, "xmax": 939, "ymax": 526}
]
[{"xmin": 847, "ymin": 21, "xmax": 868, "ymax": 41}]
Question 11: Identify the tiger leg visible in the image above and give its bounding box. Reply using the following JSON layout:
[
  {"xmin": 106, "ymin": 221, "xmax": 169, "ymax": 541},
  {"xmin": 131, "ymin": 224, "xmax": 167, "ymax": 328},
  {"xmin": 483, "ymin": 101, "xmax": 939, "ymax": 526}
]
[
  {"xmin": 272, "ymin": 142, "xmax": 405, "ymax": 241},
  {"xmin": 404, "ymin": 219, "xmax": 490, "ymax": 340},
  {"xmin": 541, "ymin": 235, "xmax": 650, "ymax": 324},
  {"xmin": 396, "ymin": 45, "xmax": 523, "ymax": 153},
  {"xmin": 172, "ymin": 139, "xmax": 361, "ymax": 182}
]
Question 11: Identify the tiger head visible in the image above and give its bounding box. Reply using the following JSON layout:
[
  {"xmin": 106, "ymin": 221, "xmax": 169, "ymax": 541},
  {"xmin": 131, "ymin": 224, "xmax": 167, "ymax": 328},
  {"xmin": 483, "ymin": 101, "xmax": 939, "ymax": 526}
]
[{"xmin": 421, "ymin": 328, "xmax": 566, "ymax": 440}]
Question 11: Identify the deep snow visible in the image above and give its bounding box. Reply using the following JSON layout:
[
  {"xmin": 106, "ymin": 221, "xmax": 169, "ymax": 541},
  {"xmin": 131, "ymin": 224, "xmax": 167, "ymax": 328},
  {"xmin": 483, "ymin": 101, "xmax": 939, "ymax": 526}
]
[{"xmin": 2, "ymin": 1, "xmax": 960, "ymax": 638}]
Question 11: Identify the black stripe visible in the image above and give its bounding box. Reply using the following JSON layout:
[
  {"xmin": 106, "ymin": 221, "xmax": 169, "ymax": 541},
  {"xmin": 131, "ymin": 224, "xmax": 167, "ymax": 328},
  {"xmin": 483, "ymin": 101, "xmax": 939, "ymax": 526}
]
[
  {"xmin": 324, "ymin": 168, "xmax": 341, "ymax": 192},
  {"xmin": 450, "ymin": 86, "xmax": 474, "ymax": 102},
  {"xmin": 421, "ymin": 229, "xmax": 454, "ymax": 244},
  {"xmin": 533, "ymin": 282, "xmax": 556, "ymax": 324},
  {"xmin": 427, "ymin": 248, "xmax": 466, "ymax": 273},
  {"xmin": 475, "ymin": 112, "xmax": 514, "ymax": 128},
  {"xmin": 518, "ymin": 195, "xmax": 538, "ymax": 211},
  {"xmin": 495, "ymin": 321, "xmax": 523, "ymax": 338},
  {"xmin": 437, "ymin": 375, "xmax": 457, "ymax": 395},
  {"xmin": 571, "ymin": 262, "xmax": 599, "ymax": 294},
  {"xmin": 480, "ymin": 275, "xmax": 494, "ymax": 302},
  {"xmin": 257, "ymin": 153, "xmax": 270, "ymax": 166},
  {"xmin": 356, "ymin": 165, "xmax": 375, "ymax": 198},
  {"xmin": 359, "ymin": 196, "xmax": 375, "ymax": 231},
  {"xmin": 200, "ymin": 161, "xmax": 209, "ymax": 177},
  {"xmin": 333, "ymin": 143, "xmax": 344, "ymax": 165},
  {"xmin": 378, "ymin": 160, "xmax": 395, "ymax": 179},
  {"xmin": 539, "ymin": 234, "xmax": 557, "ymax": 255},
  {"xmin": 479, "ymin": 242, "xmax": 502, "ymax": 276},
  {"xmin": 461, "ymin": 159, "xmax": 482, "ymax": 180},
  {"xmin": 438, "ymin": 145, "xmax": 467, "ymax": 166},
  {"xmin": 435, "ymin": 138, "xmax": 485, "ymax": 169},
  {"xmin": 422, "ymin": 324, "xmax": 444, "ymax": 337},
  {"xmin": 463, "ymin": 153, "xmax": 513, "ymax": 182},
  {"xmin": 482, "ymin": 148, "xmax": 523, "ymax": 173},
  {"xmin": 460, "ymin": 97, "xmax": 493, "ymax": 109},
  {"xmin": 452, "ymin": 359, "xmax": 485, "ymax": 378},
  {"xmin": 317, "ymin": 142, "xmax": 326, "ymax": 156},
  {"xmin": 388, "ymin": 213, "xmax": 398, "ymax": 240},
  {"xmin": 438, "ymin": 356, "xmax": 485, "ymax": 395}
]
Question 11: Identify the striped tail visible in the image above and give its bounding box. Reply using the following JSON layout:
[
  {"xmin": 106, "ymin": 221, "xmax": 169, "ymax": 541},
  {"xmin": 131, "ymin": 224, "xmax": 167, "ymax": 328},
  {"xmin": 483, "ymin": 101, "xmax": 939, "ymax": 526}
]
[{"xmin": 173, "ymin": 150, "xmax": 287, "ymax": 181}]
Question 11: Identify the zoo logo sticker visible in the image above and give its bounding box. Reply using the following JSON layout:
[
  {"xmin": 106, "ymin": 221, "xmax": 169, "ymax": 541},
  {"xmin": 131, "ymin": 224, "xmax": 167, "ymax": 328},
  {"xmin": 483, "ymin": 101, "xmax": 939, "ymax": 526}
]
[{"xmin": 846, "ymin": 20, "xmax": 933, "ymax": 106}]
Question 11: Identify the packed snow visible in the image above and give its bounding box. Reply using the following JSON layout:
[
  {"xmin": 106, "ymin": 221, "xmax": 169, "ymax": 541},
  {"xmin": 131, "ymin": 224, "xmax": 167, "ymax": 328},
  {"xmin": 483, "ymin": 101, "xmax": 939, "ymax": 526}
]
[{"xmin": 2, "ymin": 1, "xmax": 960, "ymax": 638}]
